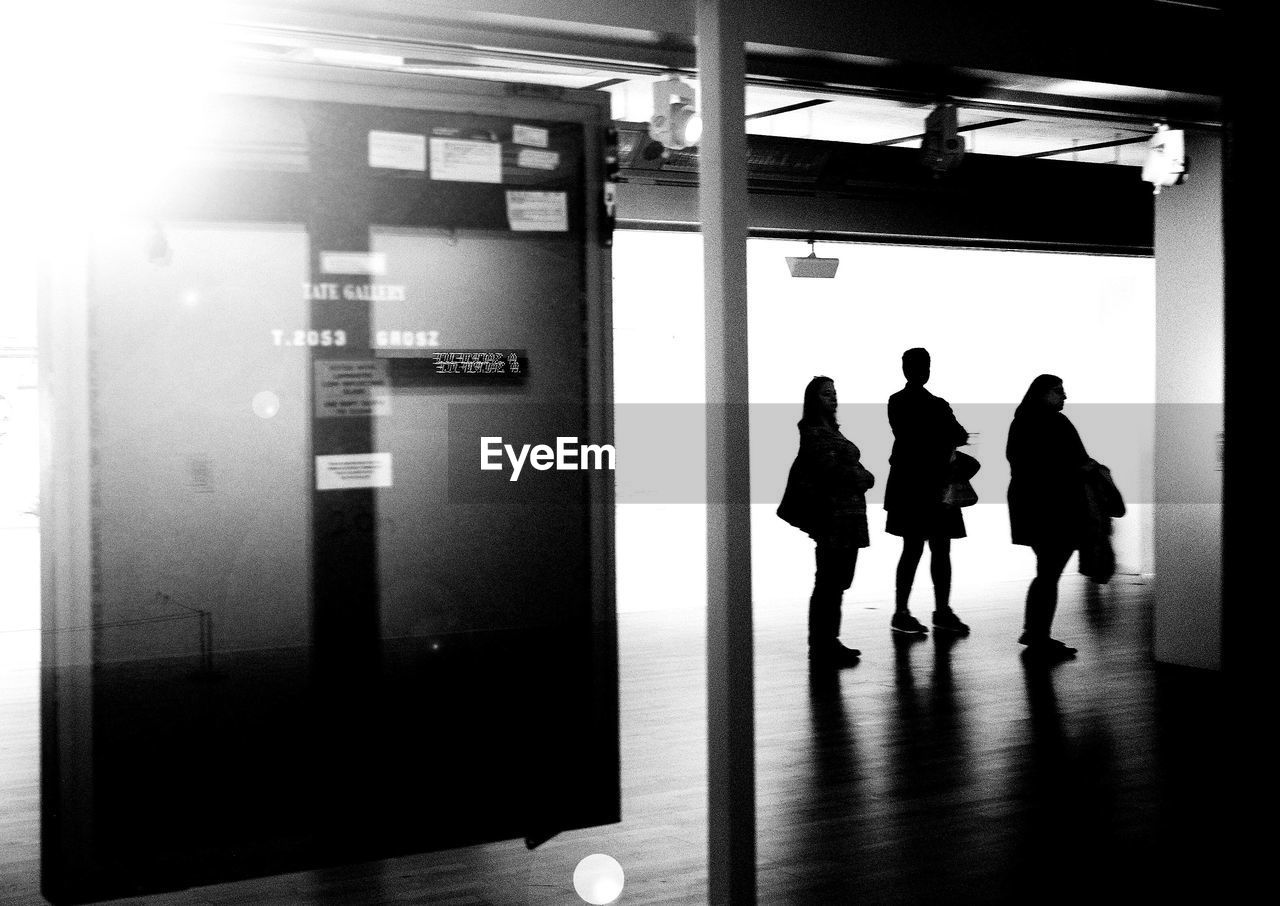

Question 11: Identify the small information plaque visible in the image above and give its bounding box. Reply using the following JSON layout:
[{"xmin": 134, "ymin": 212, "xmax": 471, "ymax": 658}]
[
  {"xmin": 506, "ymin": 191, "xmax": 568, "ymax": 231},
  {"xmin": 315, "ymin": 360, "xmax": 391, "ymax": 418},
  {"xmin": 316, "ymin": 453, "xmax": 393, "ymax": 491},
  {"xmin": 368, "ymin": 130, "xmax": 427, "ymax": 171},
  {"xmin": 429, "ymin": 137, "xmax": 503, "ymax": 183},
  {"xmin": 377, "ymin": 349, "xmax": 530, "ymax": 387}
]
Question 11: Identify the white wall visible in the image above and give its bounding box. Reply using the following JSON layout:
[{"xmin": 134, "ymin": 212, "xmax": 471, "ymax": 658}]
[{"xmin": 612, "ymin": 230, "xmax": 1156, "ymax": 614}]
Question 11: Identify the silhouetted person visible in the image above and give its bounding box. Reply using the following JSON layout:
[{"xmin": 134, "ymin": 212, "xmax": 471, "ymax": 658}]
[
  {"xmin": 1007, "ymin": 373, "xmax": 1094, "ymax": 658},
  {"xmin": 778, "ymin": 376, "xmax": 875, "ymax": 666},
  {"xmin": 884, "ymin": 348, "xmax": 971, "ymax": 635}
]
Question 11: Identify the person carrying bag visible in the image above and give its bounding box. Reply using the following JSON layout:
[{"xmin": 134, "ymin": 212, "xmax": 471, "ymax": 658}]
[{"xmin": 777, "ymin": 376, "xmax": 875, "ymax": 667}]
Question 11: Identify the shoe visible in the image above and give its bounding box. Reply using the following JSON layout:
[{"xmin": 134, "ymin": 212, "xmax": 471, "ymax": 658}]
[
  {"xmin": 1024, "ymin": 638, "xmax": 1078, "ymax": 659},
  {"xmin": 1018, "ymin": 631, "xmax": 1076, "ymax": 652},
  {"xmin": 809, "ymin": 642, "xmax": 862, "ymax": 666},
  {"xmin": 891, "ymin": 612, "xmax": 928, "ymax": 635},
  {"xmin": 932, "ymin": 610, "xmax": 970, "ymax": 634}
]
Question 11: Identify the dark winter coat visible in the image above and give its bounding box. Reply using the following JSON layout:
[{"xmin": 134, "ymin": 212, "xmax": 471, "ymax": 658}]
[
  {"xmin": 1006, "ymin": 408, "xmax": 1090, "ymax": 548},
  {"xmin": 777, "ymin": 422, "xmax": 875, "ymax": 546}
]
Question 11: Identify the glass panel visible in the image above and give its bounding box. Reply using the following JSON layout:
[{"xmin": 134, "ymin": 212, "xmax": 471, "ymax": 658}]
[{"xmin": 45, "ymin": 87, "xmax": 616, "ymax": 902}]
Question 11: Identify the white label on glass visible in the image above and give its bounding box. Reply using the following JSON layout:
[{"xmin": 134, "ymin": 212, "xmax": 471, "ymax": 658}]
[
  {"xmin": 316, "ymin": 453, "xmax": 393, "ymax": 490},
  {"xmin": 429, "ymin": 138, "xmax": 502, "ymax": 183},
  {"xmin": 368, "ymin": 130, "xmax": 426, "ymax": 171},
  {"xmin": 512, "ymin": 124, "xmax": 549, "ymax": 148},
  {"xmin": 315, "ymin": 361, "xmax": 391, "ymax": 418},
  {"xmin": 517, "ymin": 148, "xmax": 560, "ymax": 171},
  {"xmin": 506, "ymin": 191, "xmax": 568, "ymax": 232},
  {"xmin": 320, "ymin": 251, "xmax": 387, "ymax": 276}
]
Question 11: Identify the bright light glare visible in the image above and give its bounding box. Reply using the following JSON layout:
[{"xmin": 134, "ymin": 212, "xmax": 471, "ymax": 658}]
[
  {"xmin": 5, "ymin": 1, "xmax": 232, "ymax": 224},
  {"xmin": 573, "ymin": 854, "xmax": 624, "ymax": 905},
  {"xmin": 310, "ymin": 48, "xmax": 405, "ymax": 68},
  {"xmin": 684, "ymin": 112, "xmax": 703, "ymax": 146}
]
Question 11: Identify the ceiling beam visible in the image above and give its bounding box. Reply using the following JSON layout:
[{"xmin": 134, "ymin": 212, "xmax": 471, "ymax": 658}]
[
  {"xmin": 1021, "ymin": 134, "xmax": 1151, "ymax": 158},
  {"xmin": 744, "ymin": 98, "xmax": 831, "ymax": 120},
  {"xmin": 223, "ymin": 4, "xmax": 1224, "ymax": 124},
  {"xmin": 581, "ymin": 77, "xmax": 629, "ymax": 90},
  {"xmin": 874, "ymin": 116, "xmax": 1025, "ymax": 146}
]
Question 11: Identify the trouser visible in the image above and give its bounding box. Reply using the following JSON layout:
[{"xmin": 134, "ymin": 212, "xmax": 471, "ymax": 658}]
[
  {"xmin": 1023, "ymin": 543, "xmax": 1075, "ymax": 640},
  {"xmin": 809, "ymin": 537, "xmax": 859, "ymax": 650}
]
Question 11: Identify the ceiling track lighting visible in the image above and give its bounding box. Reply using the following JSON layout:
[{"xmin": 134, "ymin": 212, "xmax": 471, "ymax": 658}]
[
  {"xmin": 1142, "ymin": 122, "xmax": 1188, "ymax": 194},
  {"xmin": 786, "ymin": 239, "xmax": 840, "ymax": 279},
  {"xmin": 648, "ymin": 73, "xmax": 702, "ymax": 151}
]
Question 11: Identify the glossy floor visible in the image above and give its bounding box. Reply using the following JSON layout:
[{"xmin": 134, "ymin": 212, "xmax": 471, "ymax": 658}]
[{"xmin": 2, "ymin": 573, "xmax": 1231, "ymax": 904}]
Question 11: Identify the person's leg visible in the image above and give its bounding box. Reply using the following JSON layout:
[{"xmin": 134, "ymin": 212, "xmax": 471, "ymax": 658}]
[
  {"xmin": 810, "ymin": 539, "xmax": 857, "ymax": 650},
  {"xmin": 928, "ymin": 536, "xmax": 953, "ymax": 612},
  {"xmin": 1023, "ymin": 544, "xmax": 1073, "ymax": 642},
  {"xmin": 808, "ymin": 540, "xmax": 832, "ymax": 651},
  {"xmin": 928, "ymin": 536, "xmax": 970, "ymax": 632},
  {"xmin": 895, "ymin": 535, "xmax": 925, "ymax": 613},
  {"xmin": 892, "ymin": 535, "xmax": 929, "ymax": 634},
  {"xmin": 810, "ymin": 539, "xmax": 860, "ymax": 661}
]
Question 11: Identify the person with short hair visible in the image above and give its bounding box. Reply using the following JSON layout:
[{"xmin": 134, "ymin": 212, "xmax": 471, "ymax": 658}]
[{"xmin": 884, "ymin": 348, "xmax": 972, "ymax": 636}]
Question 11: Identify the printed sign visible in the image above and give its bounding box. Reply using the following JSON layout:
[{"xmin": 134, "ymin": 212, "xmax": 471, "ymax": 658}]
[
  {"xmin": 316, "ymin": 453, "xmax": 393, "ymax": 490},
  {"xmin": 368, "ymin": 130, "xmax": 427, "ymax": 171},
  {"xmin": 315, "ymin": 360, "xmax": 391, "ymax": 418},
  {"xmin": 506, "ymin": 191, "xmax": 569, "ymax": 232},
  {"xmin": 517, "ymin": 149, "xmax": 560, "ymax": 171},
  {"xmin": 429, "ymin": 137, "xmax": 502, "ymax": 183},
  {"xmin": 320, "ymin": 251, "xmax": 387, "ymax": 276},
  {"xmin": 512, "ymin": 124, "xmax": 549, "ymax": 148}
]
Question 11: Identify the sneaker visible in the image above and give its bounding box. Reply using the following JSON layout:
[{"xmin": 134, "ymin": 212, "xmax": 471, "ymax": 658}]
[
  {"xmin": 1018, "ymin": 631, "xmax": 1075, "ymax": 649},
  {"xmin": 809, "ymin": 642, "xmax": 862, "ymax": 667},
  {"xmin": 932, "ymin": 610, "xmax": 970, "ymax": 634},
  {"xmin": 1024, "ymin": 638, "xmax": 1078, "ymax": 660},
  {"xmin": 891, "ymin": 612, "xmax": 929, "ymax": 635}
]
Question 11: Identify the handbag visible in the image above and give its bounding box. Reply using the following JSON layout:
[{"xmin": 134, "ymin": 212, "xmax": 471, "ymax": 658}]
[
  {"xmin": 942, "ymin": 450, "xmax": 980, "ymax": 507},
  {"xmin": 777, "ymin": 453, "xmax": 817, "ymax": 532}
]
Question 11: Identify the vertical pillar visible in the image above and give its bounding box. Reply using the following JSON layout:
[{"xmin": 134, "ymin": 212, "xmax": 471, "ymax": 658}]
[
  {"xmin": 39, "ymin": 230, "xmax": 98, "ymax": 902},
  {"xmin": 304, "ymin": 110, "xmax": 382, "ymax": 839},
  {"xmin": 1153, "ymin": 129, "xmax": 1224, "ymax": 670},
  {"xmin": 696, "ymin": 1, "xmax": 754, "ymax": 903}
]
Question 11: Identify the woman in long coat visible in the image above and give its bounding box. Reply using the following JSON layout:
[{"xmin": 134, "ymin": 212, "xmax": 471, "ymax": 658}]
[
  {"xmin": 1006, "ymin": 373, "xmax": 1092, "ymax": 657},
  {"xmin": 781, "ymin": 376, "xmax": 875, "ymax": 666}
]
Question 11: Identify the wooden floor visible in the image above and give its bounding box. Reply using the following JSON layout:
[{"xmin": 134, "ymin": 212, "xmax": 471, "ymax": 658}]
[{"xmin": 1, "ymin": 574, "xmax": 1234, "ymax": 904}]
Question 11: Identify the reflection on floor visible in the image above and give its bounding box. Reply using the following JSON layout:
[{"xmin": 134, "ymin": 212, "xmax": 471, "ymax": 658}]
[{"xmin": 1, "ymin": 574, "xmax": 1231, "ymax": 905}]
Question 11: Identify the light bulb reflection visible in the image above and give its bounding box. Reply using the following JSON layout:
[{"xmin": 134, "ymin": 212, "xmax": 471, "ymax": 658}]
[
  {"xmin": 573, "ymin": 853, "xmax": 624, "ymax": 905},
  {"xmin": 683, "ymin": 112, "xmax": 703, "ymax": 147},
  {"xmin": 252, "ymin": 391, "xmax": 280, "ymax": 419}
]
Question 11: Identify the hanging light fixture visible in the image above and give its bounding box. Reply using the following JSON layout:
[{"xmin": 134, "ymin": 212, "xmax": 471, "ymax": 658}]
[
  {"xmin": 648, "ymin": 73, "xmax": 702, "ymax": 151},
  {"xmin": 786, "ymin": 239, "xmax": 840, "ymax": 279}
]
